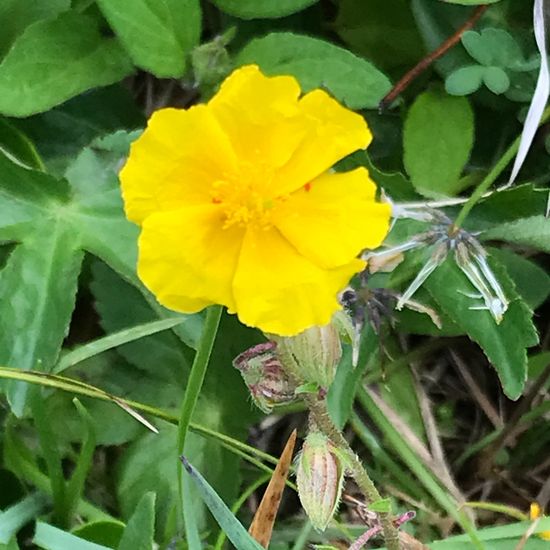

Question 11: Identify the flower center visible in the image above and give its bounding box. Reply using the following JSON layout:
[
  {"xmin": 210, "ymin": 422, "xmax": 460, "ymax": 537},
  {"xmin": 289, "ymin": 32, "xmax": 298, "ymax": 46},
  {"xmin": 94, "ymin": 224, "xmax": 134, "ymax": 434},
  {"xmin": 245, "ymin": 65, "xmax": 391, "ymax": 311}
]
[{"xmin": 211, "ymin": 176, "xmax": 279, "ymax": 230}]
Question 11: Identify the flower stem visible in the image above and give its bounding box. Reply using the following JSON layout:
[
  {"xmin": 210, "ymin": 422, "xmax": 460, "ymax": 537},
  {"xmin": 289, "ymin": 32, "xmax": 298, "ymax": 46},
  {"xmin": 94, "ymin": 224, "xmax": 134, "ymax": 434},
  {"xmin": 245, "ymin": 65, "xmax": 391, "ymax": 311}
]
[
  {"xmin": 177, "ymin": 305, "xmax": 223, "ymax": 531},
  {"xmin": 454, "ymin": 105, "xmax": 550, "ymax": 228},
  {"xmin": 302, "ymin": 393, "xmax": 402, "ymax": 550}
]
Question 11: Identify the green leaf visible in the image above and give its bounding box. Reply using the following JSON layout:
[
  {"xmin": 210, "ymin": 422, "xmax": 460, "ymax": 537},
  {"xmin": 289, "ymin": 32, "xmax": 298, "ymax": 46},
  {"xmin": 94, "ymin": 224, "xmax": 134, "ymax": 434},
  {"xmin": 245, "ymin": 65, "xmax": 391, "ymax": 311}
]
[
  {"xmin": 64, "ymin": 400, "xmax": 97, "ymax": 524},
  {"xmin": 403, "ymin": 88, "xmax": 474, "ymax": 197},
  {"xmin": 334, "ymin": 0, "xmax": 424, "ymax": 70},
  {"xmin": 0, "ymin": 12, "xmax": 133, "ymax": 117},
  {"xmin": 117, "ymin": 493, "xmax": 155, "ymax": 550},
  {"xmin": 488, "ymin": 248, "xmax": 550, "ymax": 310},
  {"xmin": 462, "ymin": 29, "xmax": 523, "ymax": 68},
  {"xmin": 55, "ymin": 317, "xmax": 191, "ymax": 374},
  {"xmin": 33, "ymin": 522, "xmax": 112, "ymax": 550},
  {"xmin": 464, "ymin": 184, "xmax": 548, "ymax": 231},
  {"xmin": 483, "ymin": 66, "xmax": 510, "ymax": 95},
  {"xmin": 411, "ymin": 0, "xmax": 474, "ymax": 75},
  {"xmin": 0, "ymin": 118, "xmax": 43, "ymax": 170},
  {"xmin": 0, "ymin": 0, "xmax": 70, "ymax": 57},
  {"xmin": 0, "ymin": 221, "xmax": 83, "ymax": 415},
  {"xmin": 425, "ymin": 257, "xmax": 538, "ymax": 399},
  {"xmin": 237, "ymin": 32, "xmax": 391, "ymax": 109},
  {"xmin": 0, "ymin": 494, "xmax": 49, "ymax": 544},
  {"xmin": 445, "ymin": 65, "xmax": 485, "ymax": 96},
  {"xmin": 89, "ymin": 260, "xmax": 200, "ymax": 365},
  {"xmin": 116, "ymin": 425, "xmax": 180, "ymax": 537},
  {"xmin": 441, "ymin": 0, "xmax": 501, "ymax": 4},
  {"xmin": 482, "ymin": 215, "xmax": 550, "ymax": 253},
  {"xmin": 181, "ymin": 458, "xmax": 264, "ymax": 550},
  {"xmin": 212, "ymin": 0, "xmax": 317, "ymax": 19},
  {"xmin": 14, "ymin": 86, "xmax": 144, "ymax": 176},
  {"xmin": 72, "ymin": 522, "xmax": 124, "ymax": 548},
  {"xmin": 0, "ymin": 133, "xmax": 147, "ymax": 415},
  {"xmin": 96, "ymin": 0, "xmax": 201, "ymax": 77},
  {"xmin": 328, "ymin": 328, "xmax": 378, "ymax": 429}
]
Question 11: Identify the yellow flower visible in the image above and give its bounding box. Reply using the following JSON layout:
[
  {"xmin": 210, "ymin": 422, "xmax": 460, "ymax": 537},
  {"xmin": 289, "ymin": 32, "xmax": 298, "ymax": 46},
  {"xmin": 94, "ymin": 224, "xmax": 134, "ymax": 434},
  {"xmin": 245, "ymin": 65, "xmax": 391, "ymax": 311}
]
[
  {"xmin": 120, "ymin": 65, "xmax": 390, "ymax": 335},
  {"xmin": 530, "ymin": 502, "xmax": 550, "ymax": 540}
]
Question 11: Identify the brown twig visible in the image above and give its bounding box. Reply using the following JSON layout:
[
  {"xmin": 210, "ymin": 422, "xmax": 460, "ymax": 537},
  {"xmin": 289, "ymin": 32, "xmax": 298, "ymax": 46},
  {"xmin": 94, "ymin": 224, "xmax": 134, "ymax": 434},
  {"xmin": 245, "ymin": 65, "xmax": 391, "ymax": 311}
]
[{"xmin": 379, "ymin": 5, "xmax": 490, "ymax": 111}]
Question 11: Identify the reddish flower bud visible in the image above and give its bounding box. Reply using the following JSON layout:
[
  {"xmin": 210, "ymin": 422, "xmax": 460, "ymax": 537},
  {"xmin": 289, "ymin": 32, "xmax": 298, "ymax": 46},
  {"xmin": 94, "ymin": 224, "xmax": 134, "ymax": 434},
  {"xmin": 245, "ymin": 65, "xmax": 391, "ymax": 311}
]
[{"xmin": 233, "ymin": 342, "xmax": 297, "ymax": 413}]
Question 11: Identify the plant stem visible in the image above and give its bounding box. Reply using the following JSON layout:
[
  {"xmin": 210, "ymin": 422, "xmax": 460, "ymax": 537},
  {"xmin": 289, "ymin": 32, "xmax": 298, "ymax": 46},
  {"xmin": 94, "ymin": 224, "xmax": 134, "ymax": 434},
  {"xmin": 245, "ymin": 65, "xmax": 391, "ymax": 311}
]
[
  {"xmin": 380, "ymin": 5, "xmax": 489, "ymax": 110},
  {"xmin": 302, "ymin": 393, "xmax": 402, "ymax": 550},
  {"xmin": 454, "ymin": 105, "xmax": 550, "ymax": 228}
]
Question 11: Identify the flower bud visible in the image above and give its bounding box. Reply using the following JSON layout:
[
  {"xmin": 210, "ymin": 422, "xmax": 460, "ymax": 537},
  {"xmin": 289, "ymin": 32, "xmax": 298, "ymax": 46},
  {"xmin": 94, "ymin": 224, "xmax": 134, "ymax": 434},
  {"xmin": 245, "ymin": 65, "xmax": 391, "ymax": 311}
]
[
  {"xmin": 233, "ymin": 342, "xmax": 297, "ymax": 413},
  {"xmin": 273, "ymin": 321, "xmax": 342, "ymax": 388},
  {"xmin": 296, "ymin": 432, "xmax": 345, "ymax": 532}
]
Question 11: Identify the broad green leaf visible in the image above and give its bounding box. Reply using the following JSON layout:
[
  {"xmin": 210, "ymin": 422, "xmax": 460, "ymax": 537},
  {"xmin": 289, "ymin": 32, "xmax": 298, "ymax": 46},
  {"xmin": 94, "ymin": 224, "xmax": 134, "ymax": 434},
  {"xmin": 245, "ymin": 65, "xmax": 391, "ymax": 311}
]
[
  {"xmin": 482, "ymin": 215, "xmax": 550, "ymax": 253},
  {"xmin": 90, "ymin": 260, "xmax": 199, "ymax": 366},
  {"xmin": 464, "ymin": 184, "xmax": 548, "ymax": 231},
  {"xmin": 0, "ymin": 12, "xmax": 133, "ymax": 117},
  {"xmin": 0, "ymin": 493, "xmax": 48, "ymax": 544},
  {"xmin": 446, "ymin": 65, "xmax": 485, "ymax": 96},
  {"xmin": 237, "ymin": 33, "xmax": 391, "ymax": 109},
  {"xmin": 483, "ymin": 66, "xmax": 510, "ymax": 94},
  {"xmin": 14, "ymin": 86, "xmax": 144, "ymax": 176},
  {"xmin": 0, "ymin": 134, "xmax": 147, "ymax": 415},
  {"xmin": 403, "ymin": 88, "xmax": 474, "ymax": 197},
  {"xmin": 488, "ymin": 248, "xmax": 550, "ymax": 310},
  {"xmin": 425, "ymin": 257, "xmax": 538, "ymax": 399},
  {"xmin": 0, "ymin": 153, "xmax": 69, "ymax": 232},
  {"xmin": 0, "ymin": 119, "xmax": 43, "ymax": 170},
  {"xmin": 117, "ymin": 493, "xmax": 155, "ymax": 550},
  {"xmin": 33, "ymin": 522, "xmax": 111, "ymax": 550},
  {"xmin": 96, "ymin": 0, "xmax": 201, "ymax": 77},
  {"xmin": 462, "ymin": 29, "xmax": 523, "ymax": 68},
  {"xmin": 212, "ymin": 0, "xmax": 317, "ymax": 19},
  {"xmin": 0, "ymin": 0, "xmax": 70, "ymax": 57},
  {"xmin": 335, "ymin": 0, "xmax": 423, "ymax": 70},
  {"xmin": 0, "ymin": 221, "xmax": 83, "ymax": 415},
  {"xmin": 116, "ymin": 425, "xmax": 180, "ymax": 536},
  {"xmin": 181, "ymin": 458, "xmax": 264, "ymax": 550}
]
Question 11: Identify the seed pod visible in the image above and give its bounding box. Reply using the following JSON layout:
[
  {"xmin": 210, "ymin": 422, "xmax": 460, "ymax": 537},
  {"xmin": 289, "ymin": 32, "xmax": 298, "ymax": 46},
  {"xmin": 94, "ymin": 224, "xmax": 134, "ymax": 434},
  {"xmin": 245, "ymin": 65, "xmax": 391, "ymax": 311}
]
[
  {"xmin": 296, "ymin": 432, "xmax": 345, "ymax": 532},
  {"xmin": 233, "ymin": 342, "xmax": 297, "ymax": 413},
  {"xmin": 273, "ymin": 321, "xmax": 342, "ymax": 388}
]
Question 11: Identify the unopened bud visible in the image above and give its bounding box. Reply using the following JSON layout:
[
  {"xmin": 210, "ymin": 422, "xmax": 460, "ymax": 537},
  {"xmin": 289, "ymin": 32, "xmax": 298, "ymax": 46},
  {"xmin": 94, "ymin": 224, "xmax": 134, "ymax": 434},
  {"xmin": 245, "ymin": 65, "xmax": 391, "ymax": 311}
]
[
  {"xmin": 233, "ymin": 342, "xmax": 297, "ymax": 413},
  {"xmin": 273, "ymin": 321, "xmax": 342, "ymax": 388},
  {"xmin": 296, "ymin": 432, "xmax": 345, "ymax": 532}
]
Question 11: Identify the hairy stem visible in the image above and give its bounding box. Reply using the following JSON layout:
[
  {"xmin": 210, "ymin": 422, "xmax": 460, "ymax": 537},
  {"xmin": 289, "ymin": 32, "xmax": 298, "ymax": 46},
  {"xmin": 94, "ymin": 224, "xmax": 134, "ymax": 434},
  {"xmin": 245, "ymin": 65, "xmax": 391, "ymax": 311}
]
[{"xmin": 303, "ymin": 393, "xmax": 401, "ymax": 550}]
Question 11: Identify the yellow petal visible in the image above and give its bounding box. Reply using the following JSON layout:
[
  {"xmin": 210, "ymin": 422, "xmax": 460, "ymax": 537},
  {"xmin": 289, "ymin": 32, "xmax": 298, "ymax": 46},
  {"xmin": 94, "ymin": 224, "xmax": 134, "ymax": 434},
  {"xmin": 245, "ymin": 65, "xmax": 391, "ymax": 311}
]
[
  {"xmin": 120, "ymin": 105, "xmax": 237, "ymax": 225},
  {"xmin": 209, "ymin": 65, "xmax": 309, "ymax": 175},
  {"xmin": 274, "ymin": 168, "xmax": 391, "ymax": 268},
  {"xmin": 232, "ymin": 226, "xmax": 365, "ymax": 335},
  {"xmin": 137, "ymin": 205, "xmax": 244, "ymax": 312},
  {"xmin": 273, "ymin": 89, "xmax": 372, "ymax": 195}
]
